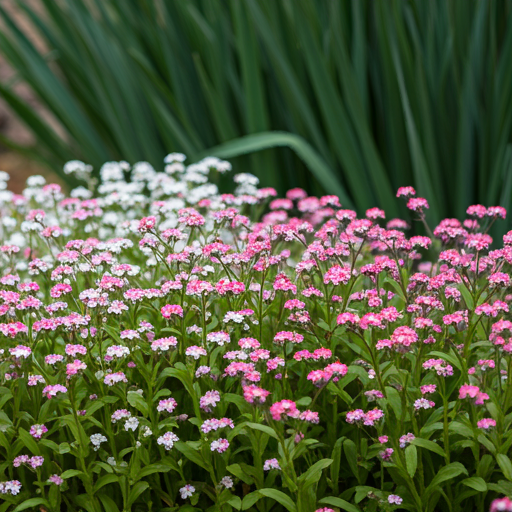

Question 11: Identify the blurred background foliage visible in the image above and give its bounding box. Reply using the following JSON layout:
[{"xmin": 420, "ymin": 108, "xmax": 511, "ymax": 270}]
[{"xmin": 1, "ymin": 0, "xmax": 512, "ymax": 225}]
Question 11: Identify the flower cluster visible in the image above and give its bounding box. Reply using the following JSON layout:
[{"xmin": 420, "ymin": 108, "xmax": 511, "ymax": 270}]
[{"xmin": 0, "ymin": 159, "xmax": 509, "ymax": 511}]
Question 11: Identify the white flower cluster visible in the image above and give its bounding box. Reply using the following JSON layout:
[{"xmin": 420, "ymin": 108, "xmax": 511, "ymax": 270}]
[{"xmin": 0, "ymin": 154, "xmax": 262, "ymax": 273}]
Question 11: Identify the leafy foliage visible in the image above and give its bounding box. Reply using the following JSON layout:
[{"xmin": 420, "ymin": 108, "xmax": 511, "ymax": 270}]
[{"xmin": 2, "ymin": 1, "xmax": 512, "ymax": 221}]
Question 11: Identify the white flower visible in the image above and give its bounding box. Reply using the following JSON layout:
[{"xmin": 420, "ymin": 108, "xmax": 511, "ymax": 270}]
[
  {"xmin": 124, "ymin": 417, "xmax": 139, "ymax": 432},
  {"xmin": 90, "ymin": 434, "xmax": 107, "ymax": 450},
  {"xmin": 2, "ymin": 216, "xmax": 16, "ymax": 228},
  {"xmin": 233, "ymin": 172, "xmax": 259, "ymax": 186},
  {"xmin": 26, "ymin": 175, "xmax": 46, "ymax": 187},
  {"xmin": 179, "ymin": 484, "xmax": 195, "ymax": 499},
  {"xmin": 141, "ymin": 426, "xmax": 152, "ymax": 438},
  {"xmin": 164, "ymin": 152, "xmax": 186, "ymax": 163},
  {"xmin": 70, "ymin": 186, "xmax": 93, "ymax": 199},
  {"xmin": 63, "ymin": 160, "xmax": 93, "ymax": 175},
  {"xmin": 220, "ymin": 476, "xmax": 233, "ymax": 489},
  {"xmin": 100, "ymin": 162, "xmax": 125, "ymax": 182}
]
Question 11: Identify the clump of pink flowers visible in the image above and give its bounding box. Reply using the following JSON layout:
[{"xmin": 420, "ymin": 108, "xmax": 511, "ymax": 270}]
[{"xmin": 0, "ymin": 158, "xmax": 509, "ymax": 511}]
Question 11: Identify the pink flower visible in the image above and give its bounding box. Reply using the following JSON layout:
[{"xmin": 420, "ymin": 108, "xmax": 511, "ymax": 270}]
[
  {"xmin": 346, "ymin": 409, "xmax": 366, "ymax": 424},
  {"xmin": 490, "ymin": 497, "xmax": 512, "ymax": 512},
  {"xmin": 201, "ymin": 418, "xmax": 234, "ymax": 433},
  {"xmin": 396, "ymin": 186, "xmax": 416, "ymax": 197},
  {"xmin": 269, "ymin": 400, "xmax": 300, "ymax": 421},
  {"xmin": 364, "ymin": 409, "xmax": 384, "ymax": 426},
  {"xmin": 324, "ymin": 265, "xmax": 351, "ymax": 286},
  {"xmin": 414, "ymin": 398, "xmax": 435, "ymax": 410},
  {"xmin": 65, "ymin": 344, "xmax": 87, "ymax": 357},
  {"xmin": 487, "ymin": 206, "xmax": 507, "ymax": 219},
  {"xmin": 111, "ymin": 409, "xmax": 131, "ymax": 423},
  {"xmin": 477, "ymin": 418, "xmax": 496, "ymax": 429},
  {"xmin": 104, "ymin": 372, "xmax": 128, "ymax": 386},
  {"xmin": 407, "ymin": 197, "xmax": 429, "ymax": 212},
  {"xmin": 42, "ymin": 384, "xmax": 67, "ymax": 399},
  {"xmin": 138, "ymin": 216, "xmax": 156, "ymax": 232},
  {"xmin": 380, "ymin": 448, "xmax": 394, "ymax": 461},
  {"xmin": 48, "ymin": 475, "xmax": 63, "ymax": 486},
  {"xmin": 390, "ymin": 326, "xmax": 418, "ymax": 347},
  {"xmin": 459, "ymin": 384, "xmax": 480, "ymax": 399},
  {"xmin": 366, "ymin": 207, "xmax": 385, "ymax": 219},
  {"xmin": 388, "ymin": 495, "xmax": 403, "ymax": 505},
  {"xmin": 273, "ymin": 331, "xmax": 304, "ymax": 345},
  {"xmin": 151, "ymin": 337, "xmax": 178, "ymax": 352},
  {"xmin": 243, "ymin": 385, "xmax": 270, "ymax": 404},
  {"xmin": 399, "ymin": 433, "xmax": 415, "ymax": 448},
  {"xmin": 423, "ymin": 359, "xmax": 454, "ymax": 377},
  {"xmin": 307, "ymin": 370, "xmax": 331, "ymax": 387},
  {"xmin": 337, "ymin": 312, "xmax": 360, "ymax": 325},
  {"xmin": 185, "ymin": 346, "xmax": 207, "ymax": 359},
  {"xmin": 210, "ymin": 438, "xmax": 229, "ymax": 453},
  {"xmin": 161, "ymin": 304, "xmax": 183, "ymax": 318},
  {"xmin": 300, "ymin": 410, "xmax": 320, "ymax": 423},
  {"xmin": 9, "ymin": 345, "xmax": 31, "ymax": 358},
  {"xmin": 421, "ymin": 384, "xmax": 436, "ymax": 395},
  {"xmin": 30, "ymin": 424, "xmax": 48, "ymax": 439},
  {"xmin": 365, "ymin": 390, "xmax": 384, "ymax": 402},
  {"xmin": 66, "ymin": 359, "xmax": 87, "ymax": 376},
  {"xmin": 346, "ymin": 408, "xmax": 383, "ymax": 426},
  {"xmin": 200, "ymin": 390, "xmax": 221, "ymax": 412},
  {"xmin": 157, "ymin": 432, "xmax": 179, "ymax": 450},
  {"xmin": 263, "ymin": 458, "xmax": 281, "ymax": 470},
  {"xmin": 489, "ymin": 273, "xmax": 510, "ymax": 287}
]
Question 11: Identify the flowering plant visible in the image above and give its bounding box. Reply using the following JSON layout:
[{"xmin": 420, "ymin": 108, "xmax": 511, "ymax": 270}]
[{"xmin": 0, "ymin": 157, "xmax": 511, "ymax": 512}]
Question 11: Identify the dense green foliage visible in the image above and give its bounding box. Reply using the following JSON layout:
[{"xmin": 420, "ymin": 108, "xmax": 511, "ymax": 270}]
[{"xmin": 2, "ymin": 0, "xmax": 512, "ymax": 221}]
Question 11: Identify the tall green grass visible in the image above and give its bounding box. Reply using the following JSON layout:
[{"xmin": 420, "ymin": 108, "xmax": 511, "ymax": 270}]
[{"xmin": 2, "ymin": 0, "xmax": 512, "ymax": 224}]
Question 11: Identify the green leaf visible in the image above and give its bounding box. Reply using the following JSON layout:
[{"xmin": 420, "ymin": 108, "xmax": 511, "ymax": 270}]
[
  {"xmin": 298, "ymin": 459, "xmax": 332, "ymax": 489},
  {"xmin": 384, "ymin": 386, "xmax": 402, "ymax": 420},
  {"xmin": 461, "ymin": 477, "xmax": 487, "ymax": 492},
  {"xmin": 228, "ymin": 495, "xmax": 242, "ymax": 510},
  {"xmin": 175, "ymin": 441, "xmax": 210, "ymax": 471},
  {"xmin": 18, "ymin": 427, "xmax": 40, "ymax": 455},
  {"xmin": 343, "ymin": 439, "xmax": 359, "ymax": 481},
  {"xmin": 127, "ymin": 481, "xmax": 149, "ymax": 508},
  {"xmin": 244, "ymin": 422, "xmax": 279, "ymax": 440},
  {"xmin": 497, "ymin": 454, "xmax": 512, "ymax": 481},
  {"xmin": 126, "ymin": 391, "xmax": 149, "ymax": 417},
  {"xmin": 227, "ymin": 463, "xmax": 254, "ymax": 485},
  {"xmin": 319, "ymin": 496, "xmax": 361, "ymax": 512},
  {"xmin": 458, "ymin": 284, "xmax": 475, "ymax": 310},
  {"xmin": 138, "ymin": 462, "xmax": 177, "ymax": 478},
  {"xmin": 241, "ymin": 491, "xmax": 261, "ymax": 510},
  {"xmin": 258, "ymin": 489, "xmax": 297, "ymax": 512},
  {"xmin": 13, "ymin": 499, "xmax": 50, "ymax": 512},
  {"xmin": 60, "ymin": 469, "xmax": 84, "ymax": 479},
  {"xmin": 411, "ymin": 437, "xmax": 446, "ymax": 457},
  {"xmin": 424, "ymin": 462, "xmax": 468, "ymax": 499},
  {"xmin": 94, "ymin": 474, "xmax": 119, "ymax": 493},
  {"xmin": 97, "ymin": 494, "xmax": 120, "ymax": 512},
  {"xmin": 200, "ymin": 132, "xmax": 352, "ymax": 207},
  {"xmin": 405, "ymin": 445, "xmax": 417, "ymax": 478},
  {"xmin": 478, "ymin": 434, "xmax": 496, "ymax": 454},
  {"xmin": 330, "ymin": 437, "xmax": 344, "ymax": 494},
  {"xmin": 59, "ymin": 442, "xmax": 71, "ymax": 454}
]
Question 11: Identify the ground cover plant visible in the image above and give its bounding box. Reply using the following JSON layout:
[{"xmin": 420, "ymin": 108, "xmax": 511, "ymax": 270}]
[
  {"xmin": 2, "ymin": 0, "xmax": 512, "ymax": 223},
  {"xmin": 0, "ymin": 158, "xmax": 512, "ymax": 512}
]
